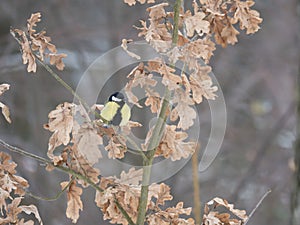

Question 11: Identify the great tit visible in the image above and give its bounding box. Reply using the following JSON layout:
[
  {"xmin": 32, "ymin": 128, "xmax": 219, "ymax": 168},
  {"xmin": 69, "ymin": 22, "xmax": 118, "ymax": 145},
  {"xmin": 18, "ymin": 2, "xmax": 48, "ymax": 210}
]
[{"xmin": 100, "ymin": 92, "xmax": 131, "ymax": 126}]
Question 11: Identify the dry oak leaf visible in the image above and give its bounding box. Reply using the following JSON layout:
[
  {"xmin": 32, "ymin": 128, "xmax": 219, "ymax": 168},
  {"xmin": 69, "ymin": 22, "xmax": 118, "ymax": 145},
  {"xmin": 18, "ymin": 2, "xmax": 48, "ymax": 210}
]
[
  {"xmin": 146, "ymin": 59, "xmax": 181, "ymax": 90},
  {"xmin": 232, "ymin": 0, "xmax": 263, "ymax": 34},
  {"xmin": 126, "ymin": 63, "xmax": 157, "ymax": 90},
  {"xmin": 68, "ymin": 147, "xmax": 101, "ymax": 185},
  {"xmin": 95, "ymin": 177, "xmax": 140, "ymax": 225},
  {"xmin": 19, "ymin": 205, "xmax": 43, "ymax": 225},
  {"xmin": 0, "ymin": 152, "xmax": 29, "ymax": 196},
  {"xmin": 0, "ymin": 197, "xmax": 23, "ymax": 224},
  {"xmin": 147, "ymin": 2, "xmax": 169, "ymax": 21},
  {"xmin": 147, "ymin": 202, "xmax": 194, "ymax": 225},
  {"xmin": 48, "ymin": 53, "xmax": 67, "ymax": 70},
  {"xmin": 105, "ymin": 138, "xmax": 127, "ymax": 159},
  {"xmin": 124, "ymin": 0, "xmax": 155, "ymax": 6},
  {"xmin": 145, "ymin": 89, "xmax": 161, "ymax": 114},
  {"xmin": 44, "ymin": 102, "xmax": 75, "ymax": 158},
  {"xmin": 31, "ymin": 31, "xmax": 57, "ymax": 61},
  {"xmin": 166, "ymin": 46, "xmax": 183, "ymax": 64},
  {"xmin": 27, "ymin": 12, "xmax": 41, "ymax": 36},
  {"xmin": 170, "ymin": 88, "xmax": 196, "ymax": 130},
  {"xmin": 0, "ymin": 83, "xmax": 11, "ymax": 123},
  {"xmin": 148, "ymin": 183, "xmax": 173, "ymax": 206},
  {"xmin": 72, "ymin": 123, "xmax": 103, "ymax": 165},
  {"xmin": 117, "ymin": 167, "xmax": 143, "ymax": 185},
  {"xmin": 12, "ymin": 29, "xmax": 37, "ymax": 73},
  {"xmin": 137, "ymin": 15, "xmax": 172, "ymax": 53},
  {"xmin": 61, "ymin": 180, "xmax": 83, "ymax": 224},
  {"xmin": 121, "ymin": 39, "xmax": 141, "ymax": 60},
  {"xmin": 184, "ymin": 37, "xmax": 216, "ymax": 64},
  {"xmin": 210, "ymin": 15, "xmax": 231, "ymax": 47},
  {"xmin": 220, "ymin": 23, "xmax": 240, "ymax": 46},
  {"xmin": 190, "ymin": 66, "xmax": 218, "ymax": 103},
  {"xmin": 207, "ymin": 197, "xmax": 248, "ymax": 221},
  {"xmin": 184, "ymin": 11, "xmax": 210, "ymax": 37},
  {"xmin": 0, "ymin": 197, "xmax": 43, "ymax": 225},
  {"xmin": 157, "ymin": 125, "xmax": 196, "ymax": 160}
]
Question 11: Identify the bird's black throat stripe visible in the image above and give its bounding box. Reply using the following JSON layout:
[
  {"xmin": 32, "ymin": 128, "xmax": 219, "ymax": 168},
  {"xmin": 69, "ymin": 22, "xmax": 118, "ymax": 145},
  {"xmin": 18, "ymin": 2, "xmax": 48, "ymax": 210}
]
[{"xmin": 111, "ymin": 101, "xmax": 124, "ymax": 126}]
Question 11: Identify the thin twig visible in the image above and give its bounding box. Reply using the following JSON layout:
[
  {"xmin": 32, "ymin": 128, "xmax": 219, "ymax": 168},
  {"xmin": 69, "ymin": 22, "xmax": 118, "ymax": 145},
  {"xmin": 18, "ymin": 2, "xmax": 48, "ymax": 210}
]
[
  {"xmin": 0, "ymin": 139, "xmax": 51, "ymax": 164},
  {"xmin": 192, "ymin": 144, "xmax": 201, "ymax": 224},
  {"xmin": 114, "ymin": 198, "xmax": 136, "ymax": 225},
  {"xmin": 35, "ymin": 57, "xmax": 91, "ymax": 112},
  {"xmin": 26, "ymin": 177, "xmax": 75, "ymax": 201},
  {"xmin": 244, "ymin": 189, "xmax": 272, "ymax": 225}
]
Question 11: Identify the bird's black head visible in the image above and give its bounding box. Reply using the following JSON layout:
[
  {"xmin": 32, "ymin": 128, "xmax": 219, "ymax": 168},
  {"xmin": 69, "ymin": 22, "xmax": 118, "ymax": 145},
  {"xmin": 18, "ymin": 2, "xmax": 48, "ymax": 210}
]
[{"xmin": 109, "ymin": 92, "xmax": 124, "ymax": 102}]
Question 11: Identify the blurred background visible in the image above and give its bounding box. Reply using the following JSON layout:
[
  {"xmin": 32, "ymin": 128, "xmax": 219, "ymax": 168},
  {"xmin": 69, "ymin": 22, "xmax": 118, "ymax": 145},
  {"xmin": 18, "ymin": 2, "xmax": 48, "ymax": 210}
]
[{"xmin": 0, "ymin": 0, "xmax": 298, "ymax": 224}]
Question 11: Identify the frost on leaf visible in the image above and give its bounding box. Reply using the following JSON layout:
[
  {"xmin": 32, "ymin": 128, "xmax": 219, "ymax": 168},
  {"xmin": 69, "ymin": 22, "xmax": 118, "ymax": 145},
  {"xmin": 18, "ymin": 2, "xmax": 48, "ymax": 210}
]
[
  {"xmin": 61, "ymin": 180, "xmax": 83, "ymax": 224},
  {"xmin": 202, "ymin": 197, "xmax": 248, "ymax": 225},
  {"xmin": 44, "ymin": 102, "xmax": 75, "ymax": 158},
  {"xmin": 0, "ymin": 83, "xmax": 11, "ymax": 123},
  {"xmin": 156, "ymin": 125, "xmax": 196, "ymax": 160}
]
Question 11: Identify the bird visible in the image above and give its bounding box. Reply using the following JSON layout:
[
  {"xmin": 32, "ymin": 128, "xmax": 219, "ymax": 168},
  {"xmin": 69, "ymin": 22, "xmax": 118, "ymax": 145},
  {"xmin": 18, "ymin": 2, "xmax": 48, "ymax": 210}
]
[{"xmin": 100, "ymin": 92, "xmax": 131, "ymax": 126}]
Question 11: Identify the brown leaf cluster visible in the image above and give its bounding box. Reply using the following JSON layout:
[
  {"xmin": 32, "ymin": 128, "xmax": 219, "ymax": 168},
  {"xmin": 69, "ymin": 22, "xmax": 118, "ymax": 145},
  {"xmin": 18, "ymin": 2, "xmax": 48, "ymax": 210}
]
[
  {"xmin": 147, "ymin": 202, "xmax": 195, "ymax": 225},
  {"xmin": 0, "ymin": 152, "xmax": 43, "ymax": 224},
  {"xmin": 202, "ymin": 197, "xmax": 248, "ymax": 225},
  {"xmin": 155, "ymin": 125, "xmax": 196, "ymax": 161},
  {"xmin": 124, "ymin": 0, "xmax": 155, "ymax": 6},
  {"xmin": 94, "ymin": 168, "xmax": 192, "ymax": 224},
  {"xmin": 0, "ymin": 83, "xmax": 11, "ymax": 123},
  {"xmin": 11, "ymin": 12, "xmax": 67, "ymax": 73}
]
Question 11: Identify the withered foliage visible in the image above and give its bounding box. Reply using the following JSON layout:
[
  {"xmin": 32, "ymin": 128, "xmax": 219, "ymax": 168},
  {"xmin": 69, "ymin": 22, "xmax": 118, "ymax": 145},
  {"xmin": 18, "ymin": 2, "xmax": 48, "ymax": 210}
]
[
  {"xmin": 95, "ymin": 168, "xmax": 194, "ymax": 225},
  {"xmin": 0, "ymin": 83, "xmax": 11, "ymax": 124},
  {"xmin": 10, "ymin": 12, "xmax": 67, "ymax": 73},
  {"xmin": 0, "ymin": 152, "xmax": 43, "ymax": 224},
  {"xmin": 4, "ymin": 0, "xmax": 263, "ymax": 223},
  {"xmin": 202, "ymin": 197, "xmax": 248, "ymax": 225}
]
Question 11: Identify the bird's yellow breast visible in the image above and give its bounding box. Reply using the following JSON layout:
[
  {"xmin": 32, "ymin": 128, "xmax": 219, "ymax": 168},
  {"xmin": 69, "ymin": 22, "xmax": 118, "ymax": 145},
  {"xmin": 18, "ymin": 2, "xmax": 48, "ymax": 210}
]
[
  {"xmin": 120, "ymin": 103, "xmax": 131, "ymax": 126},
  {"xmin": 100, "ymin": 101, "xmax": 120, "ymax": 122}
]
